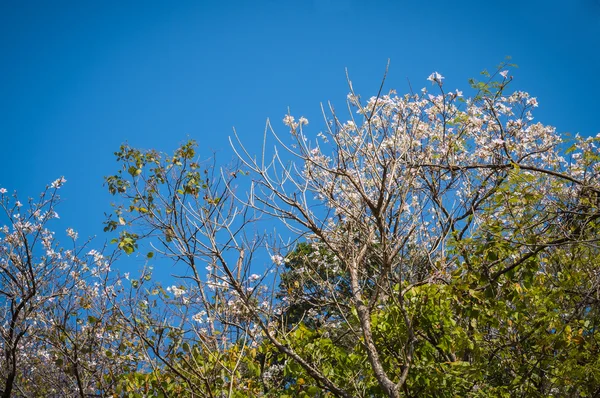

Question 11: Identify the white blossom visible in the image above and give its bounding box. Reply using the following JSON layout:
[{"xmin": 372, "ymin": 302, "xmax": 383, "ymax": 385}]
[
  {"xmin": 271, "ymin": 254, "xmax": 285, "ymax": 266},
  {"xmin": 50, "ymin": 177, "xmax": 67, "ymax": 189},
  {"xmin": 167, "ymin": 285, "xmax": 186, "ymax": 297},
  {"xmin": 427, "ymin": 71, "xmax": 444, "ymax": 84},
  {"xmin": 66, "ymin": 228, "xmax": 78, "ymax": 240}
]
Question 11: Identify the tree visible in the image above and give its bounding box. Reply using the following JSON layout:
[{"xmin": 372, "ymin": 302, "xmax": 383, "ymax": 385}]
[
  {"xmin": 104, "ymin": 63, "xmax": 600, "ymax": 397},
  {"xmin": 0, "ymin": 181, "xmax": 133, "ymax": 397},
  {"xmin": 104, "ymin": 142, "xmax": 273, "ymax": 397},
  {"xmin": 231, "ymin": 64, "xmax": 600, "ymax": 396}
]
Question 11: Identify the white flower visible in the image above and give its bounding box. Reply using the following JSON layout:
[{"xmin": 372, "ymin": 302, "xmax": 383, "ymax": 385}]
[
  {"xmin": 0, "ymin": 188, "xmax": 6, "ymax": 194},
  {"xmin": 66, "ymin": 228, "xmax": 78, "ymax": 240},
  {"xmin": 248, "ymin": 273, "xmax": 261, "ymax": 282},
  {"xmin": 527, "ymin": 97, "xmax": 538, "ymax": 107},
  {"xmin": 347, "ymin": 93, "xmax": 360, "ymax": 106},
  {"xmin": 271, "ymin": 254, "xmax": 285, "ymax": 266},
  {"xmin": 427, "ymin": 72, "xmax": 444, "ymax": 84},
  {"xmin": 500, "ymin": 70, "xmax": 509, "ymax": 79},
  {"xmin": 87, "ymin": 249, "xmax": 104, "ymax": 264},
  {"xmin": 167, "ymin": 285, "xmax": 186, "ymax": 297},
  {"xmin": 50, "ymin": 177, "xmax": 67, "ymax": 189},
  {"xmin": 192, "ymin": 311, "xmax": 207, "ymax": 322},
  {"xmin": 15, "ymin": 201, "xmax": 22, "ymax": 207},
  {"xmin": 283, "ymin": 115, "xmax": 295, "ymax": 127},
  {"xmin": 298, "ymin": 116, "xmax": 309, "ymax": 126}
]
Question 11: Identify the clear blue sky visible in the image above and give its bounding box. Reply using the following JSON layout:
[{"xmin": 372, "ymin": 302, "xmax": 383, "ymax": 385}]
[{"xmin": 1, "ymin": 0, "xmax": 599, "ymax": 265}]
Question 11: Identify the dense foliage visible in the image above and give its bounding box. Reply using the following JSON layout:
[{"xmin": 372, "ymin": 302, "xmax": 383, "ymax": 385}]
[{"xmin": 2, "ymin": 64, "xmax": 600, "ymax": 397}]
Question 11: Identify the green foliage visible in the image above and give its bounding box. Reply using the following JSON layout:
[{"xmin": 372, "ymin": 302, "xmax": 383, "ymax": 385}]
[{"xmin": 269, "ymin": 240, "xmax": 600, "ymax": 396}]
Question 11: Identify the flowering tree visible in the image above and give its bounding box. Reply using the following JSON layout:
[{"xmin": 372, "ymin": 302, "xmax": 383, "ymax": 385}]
[
  {"xmin": 105, "ymin": 64, "xmax": 600, "ymax": 396},
  {"xmin": 230, "ymin": 65, "xmax": 600, "ymax": 396},
  {"xmin": 0, "ymin": 181, "xmax": 133, "ymax": 397}
]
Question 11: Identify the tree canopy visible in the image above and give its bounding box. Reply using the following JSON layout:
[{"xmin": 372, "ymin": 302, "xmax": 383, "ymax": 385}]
[{"xmin": 2, "ymin": 64, "xmax": 600, "ymax": 397}]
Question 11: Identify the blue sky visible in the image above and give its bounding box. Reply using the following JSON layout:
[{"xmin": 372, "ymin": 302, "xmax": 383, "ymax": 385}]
[{"xmin": 1, "ymin": 0, "xmax": 599, "ymax": 271}]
